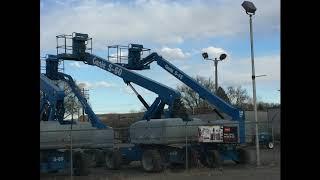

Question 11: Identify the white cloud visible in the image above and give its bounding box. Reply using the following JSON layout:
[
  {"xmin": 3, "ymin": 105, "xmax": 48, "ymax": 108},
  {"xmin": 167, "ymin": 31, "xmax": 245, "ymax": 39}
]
[
  {"xmin": 180, "ymin": 65, "xmax": 191, "ymax": 70},
  {"xmin": 78, "ymin": 81, "xmax": 92, "ymax": 89},
  {"xmin": 77, "ymin": 81, "xmax": 116, "ymax": 89},
  {"xmin": 201, "ymin": 46, "xmax": 227, "ymax": 59},
  {"xmin": 40, "ymin": 0, "xmax": 280, "ymax": 51},
  {"xmin": 223, "ymin": 55, "xmax": 280, "ymax": 86},
  {"xmin": 156, "ymin": 36, "xmax": 184, "ymax": 44},
  {"xmin": 121, "ymin": 86, "xmax": 135, "ymax": 95},
  {"xmin": 174, "ymin": 54, "xmax": 280, "ymax": 87},
  {"xmin": 95, "ymin": 81, "xmax": 115, "ymax": 88},
  {"xmin": 120, "ymin": 83, "xmax": 155, "ymax": 97},
  {"xmin": 55, "ymin": 1, "xmax": 66, "ymax": 6},
  {"xmin": 158, "ymin": 47, "xmax": 191, "ymax": 60},
  {"xmin": 69, "ymin": 62, "xmax": 81, "ymax": 68}
]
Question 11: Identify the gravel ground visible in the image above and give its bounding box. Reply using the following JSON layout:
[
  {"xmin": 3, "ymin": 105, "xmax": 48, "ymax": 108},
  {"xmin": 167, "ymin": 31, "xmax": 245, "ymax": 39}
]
[{"xmin": 40, "ymin": 144, "xmax": 280, "ymax": 180}]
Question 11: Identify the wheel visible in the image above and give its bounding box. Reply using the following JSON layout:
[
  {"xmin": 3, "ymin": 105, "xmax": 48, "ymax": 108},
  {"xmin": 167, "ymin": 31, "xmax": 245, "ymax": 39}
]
[
  {"xmin": 141, "ymin": 149, "xmax": 163, "ymax": 172},
  {"xmin": 205, "ymin": 150, "xmax": 221, "ymax": 168},
  {"xmin": 200, "ymin": 154, "xmax": 208, "ymax": 167},
  {"xmin": 105, "ymin": 149, "xmax": 122, "ymax": 170},
  {"xmin": 234, "ymin": 148, "xmax": 250, "ymax": 164},
  {"xmin": 94, "ymin": 151, "xmax": 106, "ymax": 167},
  {"xmin": 73, "ymin": 152, "xmax": 90, "ymax": 176},
  {"xmin": 267, "ymin": 142, "xmax": 274, "ymax": 149},
  {"xmin": 183, "ymin": 149, "xmax": 197, "ymax": 168}
]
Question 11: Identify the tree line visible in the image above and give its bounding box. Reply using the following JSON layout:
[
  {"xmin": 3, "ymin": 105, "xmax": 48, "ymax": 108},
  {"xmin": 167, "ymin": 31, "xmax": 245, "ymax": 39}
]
[
  {"xmin": 50, "ymin": 75, "xmax": 280, "ymax": 120},
  {"xmin": 176, "ymin": 76, "xmax": 280, "ymax": 114}
]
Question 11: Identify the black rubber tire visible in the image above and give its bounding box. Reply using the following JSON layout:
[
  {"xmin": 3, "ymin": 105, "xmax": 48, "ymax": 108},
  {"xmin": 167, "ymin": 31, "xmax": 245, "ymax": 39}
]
[
  {"xmin": 234, "ymin": 148, "xmax": 250, "ymax": 164},
  {"xmin": 105, "ymin": 149, "xmax": 122, "ymax": 170},
  {"xmin": 205, "ymin": 150, "xmax": 222, "ymax": 168},
  {"xmin": 200, "ymin": 155, "xmax": 208, "ymax": 167},
  {"xmin": 94, "ymin": 151, "xmax": 106, "ymax": 167},
  {"xmin": 184, "ymin": 149, "xmax": 197, "ymax": 168},
  {"xmin": 73, "ymin": 152, "xmax": 90, "ymax": 176},
  {"xmin": 141, "ymin": 149, "xmax": 163, "ymax": 172}
]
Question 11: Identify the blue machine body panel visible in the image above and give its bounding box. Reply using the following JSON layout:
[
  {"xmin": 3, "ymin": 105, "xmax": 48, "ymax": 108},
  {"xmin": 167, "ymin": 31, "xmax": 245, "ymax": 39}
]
[
  {"xmin": 40, "ymin": 151, "xmax": 66, "ymax": 173},
  {"xmin": 258, "ymin": 132, "xmax": 273, "ymax": 145},
  {"xmin": 119, "ymin": 145, "xmax": 143, "ymax": 161},
  {"xmin": 40, "ymin": 74, "xmax": 65, "ymax": 100},
  {"xmin": 40, "ymin": 73, "xmax": 65, "ymax": 123}
]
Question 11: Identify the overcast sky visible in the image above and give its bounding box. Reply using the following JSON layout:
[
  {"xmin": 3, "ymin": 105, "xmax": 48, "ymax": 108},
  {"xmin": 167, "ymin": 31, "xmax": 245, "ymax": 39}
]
[{"xmin": 41, "ymin": 0, "xmax": 280, "ymax": 113}]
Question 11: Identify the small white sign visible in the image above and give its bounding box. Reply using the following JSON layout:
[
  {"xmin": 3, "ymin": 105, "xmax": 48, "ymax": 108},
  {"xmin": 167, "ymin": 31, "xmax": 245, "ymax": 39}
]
[{"xmin": 198, "ymin": 126, "xmax": 223, "ymax": 143}]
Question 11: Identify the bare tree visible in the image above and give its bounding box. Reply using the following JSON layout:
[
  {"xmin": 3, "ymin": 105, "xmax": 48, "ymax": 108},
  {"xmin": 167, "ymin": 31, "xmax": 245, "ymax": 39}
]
[
  {"xmin": 226, "ymin": 86, "xmax": 250, "ymax": 110},
  {"xmin": 177, "ymin": 76, "xmax": 230, "ymax": 113},
  {"xmin": 56, "ymin": 80, "xmax": 83, "ymax": 120},
  {"xmin": 216, "ymin": 86, "xmax": 231, "ymax": 104},
  {"xmin": 171, "ymin": 98, "xmax": 190, "ymax": 121},
  {"xmin": 177, "ymin": 76, "xmax": 212, "ymax": 111}
]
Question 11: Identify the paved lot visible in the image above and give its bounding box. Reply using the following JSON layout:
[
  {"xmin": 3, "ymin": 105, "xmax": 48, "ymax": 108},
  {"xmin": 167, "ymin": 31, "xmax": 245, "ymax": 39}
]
[{"xmin": 40, "ymin": 144, "xmax": 280, "ymax": 180}]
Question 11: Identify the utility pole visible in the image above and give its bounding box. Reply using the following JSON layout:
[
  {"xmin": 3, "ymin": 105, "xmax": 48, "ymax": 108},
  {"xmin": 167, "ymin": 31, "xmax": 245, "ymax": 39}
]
[
  {"xmin": 242, "ymin": 1, "xmax": 260, "ymax": 166},
  {"xmin": 70, "ymin": 95, "xmax": 75, "ymax": 180},
  {"xmin": 214, "ymin": 58, "xmax": 218, "ymax": 92},
  {"xmin": 249, "ymin": 13, "xmax": 260, "ymax": 167},
  {"xmin": 202, "ymin": 53, "xmax": 227, "ymax": 92},
  {"xmin": 185, "ymin": 121, "xmax": 188, "ymax": 170}
]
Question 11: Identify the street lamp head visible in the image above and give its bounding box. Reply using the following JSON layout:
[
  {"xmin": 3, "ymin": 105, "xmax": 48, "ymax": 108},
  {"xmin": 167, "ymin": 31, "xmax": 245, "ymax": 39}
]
[
  {"xmin": 202, "ymin": 52, "xmax": 209, "ymax": 60},
  {"xmin": 219, "ymin": 53, "xmax": 227, "ymax": 61},
  {"xmin": 242, "ymin": 1, "xmax": 257, "ymax": 15}
]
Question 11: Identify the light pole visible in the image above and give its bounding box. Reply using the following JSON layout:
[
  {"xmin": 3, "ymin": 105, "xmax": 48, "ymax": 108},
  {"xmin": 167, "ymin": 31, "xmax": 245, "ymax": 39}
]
[
  {"xmin": 241, "ymin": 1, "xmax": 261, "ymax": 166},
  {"xmin": 202, "ymin": 52, "xmax": 227, "ymax": 92}
]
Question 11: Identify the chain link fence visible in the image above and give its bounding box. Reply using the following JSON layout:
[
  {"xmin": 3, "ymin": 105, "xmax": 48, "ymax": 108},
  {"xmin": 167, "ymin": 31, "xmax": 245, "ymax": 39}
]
[{"xmin": 99, "ymin": 109, "xmax": 280, "ymax": 146}]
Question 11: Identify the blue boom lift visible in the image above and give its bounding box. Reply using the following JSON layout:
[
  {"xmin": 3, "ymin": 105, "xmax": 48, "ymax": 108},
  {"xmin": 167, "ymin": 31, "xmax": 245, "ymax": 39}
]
[
  {"xmin": 40, "ymin": 55, "xmax": 114, "ymax": 175},
  {"xmin": 55, "ymin": 33, "xmax": 182, "ymax": 121},
  {"xmin": 45, "ymin": 32, "xmax": 250, "ymax": 172},
  {"xmin": 110, "ymin": 44, "xmax": 248, "ymax": 171},
  {"xmin": 115, "ymin": 47, "xmax": 246, "ymax": 144}
]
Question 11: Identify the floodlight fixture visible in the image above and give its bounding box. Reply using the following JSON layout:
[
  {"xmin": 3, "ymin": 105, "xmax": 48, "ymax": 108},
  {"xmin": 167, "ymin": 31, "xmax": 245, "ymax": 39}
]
[
  {"xmin": 219, "ymin": 53, "xmax": 227, "ymax": 61},
  {"xmin": 241, "ymin": 1, "xmax": 257, "ymax": 15},
  {"xmin": 202, "ymin": 52, "xmax": 209, "ymax": 59}
]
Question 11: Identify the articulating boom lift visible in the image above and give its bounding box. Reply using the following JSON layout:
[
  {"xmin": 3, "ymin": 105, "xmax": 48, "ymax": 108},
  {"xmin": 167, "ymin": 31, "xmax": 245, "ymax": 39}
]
[
  {"xmin": 108, "ymin": 43, "xmax": 245, "ymax": 144},
  {"xmin": 103, "ymin": 36, "xmax": 248, "ymax": 169},
  {"xmin": 40, "ymin": 55, "xmax": 114, "ymax": 175},
  {"xmin": 55, "ymin": 32, "xmax": 182, "ymax": 121}
]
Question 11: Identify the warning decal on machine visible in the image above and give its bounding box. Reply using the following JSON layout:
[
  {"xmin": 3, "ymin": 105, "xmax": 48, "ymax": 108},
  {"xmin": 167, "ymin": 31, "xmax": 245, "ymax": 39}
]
[
  {"xmin": 223, "ymin": 126, "xmax": 238, "ymax": 143},
  {"xmin": 198, "ymin": 126, "xmax": 223, "ymax": 143}
]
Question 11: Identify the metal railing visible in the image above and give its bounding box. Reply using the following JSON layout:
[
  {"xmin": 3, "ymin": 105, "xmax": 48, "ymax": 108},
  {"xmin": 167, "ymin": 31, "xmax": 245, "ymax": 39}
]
[
  {"xmin": 56, "ymin": 33, "xmax": 93, "ymax": 55},
  {"xmin": 107, "ymin": 44, "xmax": 151, "ymax": 64}
]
